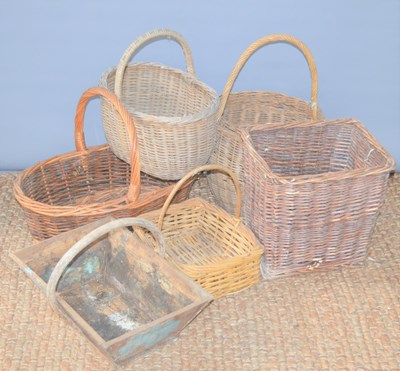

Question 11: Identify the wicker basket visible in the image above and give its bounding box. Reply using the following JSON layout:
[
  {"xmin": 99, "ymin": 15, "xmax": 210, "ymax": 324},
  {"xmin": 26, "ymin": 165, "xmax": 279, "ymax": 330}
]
[
  {"xmin": 14, "ymin": 87, "xmax": 190, "ymax": 241},
  {"xmin": 239, "ymin": 118, "xmax": 395, "ymax": 278},
  {"xmin": 137, "ymin": 165, "xmax": 263, "ymax": 299},
  {"xmin": 208, "ymin": 34, "xmax": 324, "ymax": 215},
  {"xmin": 99, "ymin": 29, "xmax": 219, "ymax": 180}
]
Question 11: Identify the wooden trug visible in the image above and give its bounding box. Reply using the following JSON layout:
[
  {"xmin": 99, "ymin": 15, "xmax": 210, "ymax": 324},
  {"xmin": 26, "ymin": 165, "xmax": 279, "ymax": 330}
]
[{"xmin": 10, "ymin": 217, "xmax": 212, "ymax": 364}]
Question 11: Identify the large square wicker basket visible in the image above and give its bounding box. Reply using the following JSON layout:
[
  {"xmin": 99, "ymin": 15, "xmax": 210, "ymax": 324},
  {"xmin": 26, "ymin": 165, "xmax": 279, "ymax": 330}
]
[{"xmin": 239, "ymin": 118, "xmax": 395, "ymax": 278}]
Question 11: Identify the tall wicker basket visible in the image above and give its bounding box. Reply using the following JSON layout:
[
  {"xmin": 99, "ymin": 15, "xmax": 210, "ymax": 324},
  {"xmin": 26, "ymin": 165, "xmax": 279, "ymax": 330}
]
[
  {"xmin": 14, "ymin": 87, "xmax": 190, "ymax": 241},
  {"xmin": 99, "ymin": 29, "xmax": 219, "ymax": 180},
  {"xmin": 137, "ymin": 165, "xmax": 263, "ymax": 299},
  {"xmin": 208, "ymin": 34, "xmax": 323, "ymax": 215},
  {"xmin": 239, "ymin": 119, "xmax": 395, "ymax": 278}
]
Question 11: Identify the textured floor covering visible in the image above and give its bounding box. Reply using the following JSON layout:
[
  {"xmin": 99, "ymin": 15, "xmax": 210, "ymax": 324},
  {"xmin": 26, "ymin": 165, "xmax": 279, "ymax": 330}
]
[{"xmin": 0, "ymin": 173, "xmax": 399, "ymax": 370}]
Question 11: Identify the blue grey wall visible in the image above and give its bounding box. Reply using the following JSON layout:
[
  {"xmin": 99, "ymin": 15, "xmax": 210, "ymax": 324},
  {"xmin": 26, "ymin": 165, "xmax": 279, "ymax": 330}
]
[{"xmin": 1, "ymin": 0, "xmax": 399, "ymax": 171}]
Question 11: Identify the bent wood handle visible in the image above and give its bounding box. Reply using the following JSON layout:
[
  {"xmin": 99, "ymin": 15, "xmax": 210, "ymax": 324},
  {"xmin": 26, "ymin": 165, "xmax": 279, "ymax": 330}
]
[
  {"xmin": 74, "ymin": 87, "xmax": 141, "ymax": 202},
  {"xmin": 218, "ymin": 33, "xmax": 319, "ymax": 120},
  {"xmin": 46, "ymin": 217, "xmax": 166, "ymax": 309},
  {"xmin": 157, "ymin": 164, "xmax": 242, "ymax": 230},
  {"xmin": 114, "ymin": 29, "xmax": 196, "ymax": 97}
]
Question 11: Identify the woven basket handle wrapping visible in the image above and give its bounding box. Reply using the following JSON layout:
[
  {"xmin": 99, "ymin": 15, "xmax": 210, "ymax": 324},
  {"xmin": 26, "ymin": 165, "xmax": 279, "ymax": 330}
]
[
  {"xmin": 46, "ymin": 217, "xmax": 166, "ymax": 309},
  {"xmin": 218, "ymin": 33, "xmax": 319, "ymax": 121},
  {"xmin": 74, "ymin": 87, "xmax": 141, "ymax": 202},
  {"xmin": 157, "ymin": 164, "xmax": 241, "ymax": 230},
  {"xmin": 114, "ymin": 29, "xmax": 196, "ymax": 97}
]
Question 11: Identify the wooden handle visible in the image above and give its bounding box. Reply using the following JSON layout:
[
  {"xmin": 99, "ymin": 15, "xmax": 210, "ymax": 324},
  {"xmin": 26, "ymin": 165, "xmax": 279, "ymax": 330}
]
[
  {"xmin": 157, "ymin": 164, "xmax": 242, "ymax": 230},
  {"xmin": 46, "ymin": 217, "xmax": 166, "ymax": 309},
  {"xmin": 218, "ymin": 33, "xmax": 319, "ymax": 120},
  {"xmin": 74, "ymin": 87, "xmax": 141, "ymax": 202},
  {"xmin": 114, "ymin": 28, "xmax": 196, "ymax": 97}
]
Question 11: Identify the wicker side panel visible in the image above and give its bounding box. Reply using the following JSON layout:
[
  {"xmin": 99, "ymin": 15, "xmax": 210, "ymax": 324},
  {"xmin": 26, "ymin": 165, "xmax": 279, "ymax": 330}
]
[
  {"xmin": 100, "ymin": 64, "xmax": 219, "ymax": 180},
  {"xmin": 15, "ymin": 146, "xmax": 190, "ymax": 241},
  {"xmin": 245, "ymin": 173, "xmax": 391, "ymax": 278}
]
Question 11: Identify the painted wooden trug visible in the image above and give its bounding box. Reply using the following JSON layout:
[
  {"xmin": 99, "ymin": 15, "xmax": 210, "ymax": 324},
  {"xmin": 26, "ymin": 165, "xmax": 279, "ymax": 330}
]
[{"xmin": 11, "ymin": 217, "xmax": 212, "ymax": 364}]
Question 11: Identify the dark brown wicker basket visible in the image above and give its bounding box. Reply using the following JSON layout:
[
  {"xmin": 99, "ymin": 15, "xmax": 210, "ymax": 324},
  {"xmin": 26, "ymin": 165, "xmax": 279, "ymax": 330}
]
[{"xmin": 239, "ymin": 118, "xmax": 395, "ymax": 278}]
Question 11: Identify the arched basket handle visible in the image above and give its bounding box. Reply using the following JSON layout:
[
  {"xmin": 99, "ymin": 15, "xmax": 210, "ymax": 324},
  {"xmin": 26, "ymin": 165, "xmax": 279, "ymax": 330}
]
[
  {"xmin": 218, "ymin": 33, "xmax": 319, "ymax": 121},
  {"xmin": 74, "ymin": 87, "xmax": 141, "ymax": 202},
  {"xmin": 114, "ymin": 28, "xmax": 196, "ymax": 97},
  {"xmin": 157, "ymin": 164, "xmax": 242, "ymax": 230}
]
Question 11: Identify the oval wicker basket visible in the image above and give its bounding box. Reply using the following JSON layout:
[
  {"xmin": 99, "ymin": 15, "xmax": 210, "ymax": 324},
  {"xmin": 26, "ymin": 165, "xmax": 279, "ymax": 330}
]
[
  {"xmin": 99, "ymin": 29, "xmax": 219, "ymax": 180},
  {"xmin": 137, "ymin": 164, "xmax": 263, "ymax": 299},
  {"xmin": 208, "ymin": 34, "xmax": 324, "ymax": 215},
  {"xmin": 14, "ymin": 87, "xmax": 190, "ymax": 241}
]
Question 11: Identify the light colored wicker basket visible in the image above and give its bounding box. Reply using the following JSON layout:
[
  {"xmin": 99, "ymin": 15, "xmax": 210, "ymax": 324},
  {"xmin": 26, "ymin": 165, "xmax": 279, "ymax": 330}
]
[
  {"xmin": 14, "ymin": 87, "xmax": 190, "ymax": 241},
  {"xmin": 208, "ymin": 34, "xmax": 324, "ymax": 215},
  {"xmin": 239, "ymin": 118, "xmax": 395, "ymax": 278},
  {"xmin": 99, "ymin": 29, "xmax": 219, "ymax": 180},
  {"xmin": 137, "ymin": 164, "xmax": 263, "ymax": 299}
]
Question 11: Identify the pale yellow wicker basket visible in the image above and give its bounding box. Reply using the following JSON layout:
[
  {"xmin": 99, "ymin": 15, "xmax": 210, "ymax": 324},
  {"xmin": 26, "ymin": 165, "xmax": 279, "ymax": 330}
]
[
  {"xmin": 208, "ymin": 34, "xmax": 324, "ymax": 215},
  {"xmin": 137, "ymin": 164, "xmax": 263, "ymax": 299},
  {"xmin": 99, "ymin": 29, "xmax": 219, "ymax": 180}
]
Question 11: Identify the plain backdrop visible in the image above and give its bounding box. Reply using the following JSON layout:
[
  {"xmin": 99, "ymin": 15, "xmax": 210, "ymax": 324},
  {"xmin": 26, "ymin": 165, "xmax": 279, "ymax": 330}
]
[{"xmin": 0, "ymin": 0, "xmax": 399, "ymax": 171}]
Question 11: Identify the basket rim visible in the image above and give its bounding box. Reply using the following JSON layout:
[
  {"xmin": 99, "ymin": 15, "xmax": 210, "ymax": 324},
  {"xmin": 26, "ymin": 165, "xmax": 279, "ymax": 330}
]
[
  {"xmin": 239, "ymin": 118, "xmax": 396, "ymax": 184},
  {"xmin": 13, "ymin": 144, "xmax": 176, "ymax": 217},
  {"xmin": 221, "ymin": 91, "xmax": 324, "ymax": 113},
  {"xmin": 218, "ymin": 90, "xmax": 324, "ymax": 129},
  {"xmin": 99, "ymin": 62, "xmax": 220, "ymax": 124}
]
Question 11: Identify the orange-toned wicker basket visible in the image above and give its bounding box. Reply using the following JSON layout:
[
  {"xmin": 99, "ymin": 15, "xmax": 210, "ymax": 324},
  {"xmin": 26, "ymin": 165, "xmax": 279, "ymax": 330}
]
[
  {"xmin": 208, "ymin": 34, "xmax": 324, "ymax": 215},
  {"xmin": 99, "ymin": 29, "xmax": 219, "ymax": 180},
  {"xmin": 137, "ymin": 164, "xmax": 263, "ymax": 299},
  {"xmin": 14, "ymin": 87, "xmax": 190, "ymax": 241},
  {"xmin": 239, "ymin": 118, "xmax": 395, "ymax": 278}
]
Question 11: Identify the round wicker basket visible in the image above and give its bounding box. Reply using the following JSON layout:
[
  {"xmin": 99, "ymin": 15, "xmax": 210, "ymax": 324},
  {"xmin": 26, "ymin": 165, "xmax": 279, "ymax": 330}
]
[
  {"xmin": 208, "ymin": 34, "xmax": 324, "ymax": 215},
  {"xmin": 99, "ymin": 29, "xmax": 219, "ymax": 180}
]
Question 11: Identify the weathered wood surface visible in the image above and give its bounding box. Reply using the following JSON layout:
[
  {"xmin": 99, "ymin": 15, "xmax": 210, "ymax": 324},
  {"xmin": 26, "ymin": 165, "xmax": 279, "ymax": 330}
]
[
  {"xmin": 10, "ymin": 217, "xmax": 113, "ymax": 291},
  {"xmin": 11, "ymin": 217, "xmax": 213, "ymax": 364},
  {"xmin": 107, "ymin": 301, "xmax": 210, "ymax": 363}
]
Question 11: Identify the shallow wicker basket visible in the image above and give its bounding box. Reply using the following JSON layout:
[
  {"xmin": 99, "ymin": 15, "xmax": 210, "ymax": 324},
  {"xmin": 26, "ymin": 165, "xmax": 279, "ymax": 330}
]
[
  {"xmin": 137, "ymin": 164, "xmax": 263, "ymax": 299},
  {"xmin": 99, "ymin": 29, "xmax": 219, "ymax": 180},
  {"xmin": 14, "ymin": 87, "xmax": 190, "ymax": 241},
  {"xmin": 208, "ymin": 34, "xmax": 324, "ymax": 215},
  {"xmin": 239, "ymin": 118, "xmax": 395, "ymax": 278}
]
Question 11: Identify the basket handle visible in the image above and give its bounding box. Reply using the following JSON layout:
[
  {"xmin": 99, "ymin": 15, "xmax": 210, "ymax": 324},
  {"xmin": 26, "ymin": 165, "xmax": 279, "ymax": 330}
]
[
  {"xmin": 157, "ymin": 164, "xmax": 241, "ymax": 230},
  {"xmin": 114, "ymin": 28, "xmax": 196, "ymax": 98},
  {"xmin": 46, "ymin": 217, "xmax": 166, "ymax": 309},
  {"xmin": 74, "ymin": 87, "xmax": 141, "ymax": 202},
  {"xmin": 217, "ymin": 33, "xmax": 319, "ymax": 121}
]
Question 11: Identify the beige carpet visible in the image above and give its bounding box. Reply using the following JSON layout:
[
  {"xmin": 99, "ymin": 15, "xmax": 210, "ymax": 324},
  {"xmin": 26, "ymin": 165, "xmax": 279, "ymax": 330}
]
[{"xmin": 0, "ymin": 173, "xmax": 399, "ymax": 370}]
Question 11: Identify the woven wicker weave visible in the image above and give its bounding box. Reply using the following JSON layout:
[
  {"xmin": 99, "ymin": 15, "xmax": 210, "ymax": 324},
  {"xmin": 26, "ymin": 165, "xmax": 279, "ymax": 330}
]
[
  {"xmin": 208, "ymin": 34, "xmax": 324, "ymax": 215},
  {"xmin": 138, "ymin": 165, "xmax": 263, "ymax": 299},
  {"xmin": 14, "ymin": 87, "xmax": 190, "ymax": 241},
  {"xmin": 99, "ymin": 29, "xmax": 219, "ymax": 180},
  {"xmin": 239, "ymin": 118, "xmax": 395, "ymax": 278}
]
